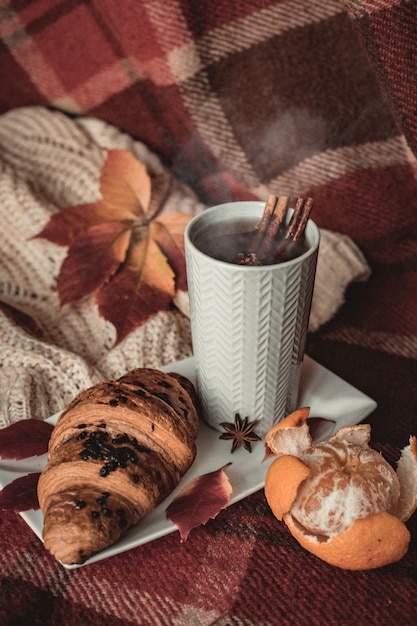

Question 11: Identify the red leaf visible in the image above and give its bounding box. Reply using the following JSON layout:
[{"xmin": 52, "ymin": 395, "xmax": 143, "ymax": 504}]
[
  {"xmin": 166, "ymin": 464, "xmax": 233, "ymax": 541},
  {"xmin": 150, "ymin": 213, "xmax": 191, "ymax": 291},
  {"xmin": 35, "ymin": 149, "xmax": 190, "ymax": 342},
  {"xmin": 0, "ymin": 473, "xmax": 40, "ymax": 511},
  {"xmin": 37, "ymin": 203, "xmax": 108, "ymax": 246},
  {"xmin": 37, "ymin": 150, "xmax": 150, "ymax": 246},
  {"xmin": 57, "ymin": 221, "xmax": 132, "ymax": 304},
  {"xmin": 96, "ymin": 236, "xmax": 175, "ymax": 344},
  {"xmin": 0, "ymin": 419, "xmax": 53, "ymax": 460},
  {"xmin": 307, "ymin": 417, "xmax": 336, "ymax": 442},
  {"xmin": 263, "ymin": 443, "xmax": 275, "ymax": 462},
  {"xmin": 0, "ymin": 302, "xmax": 44, "ymax": 339}
]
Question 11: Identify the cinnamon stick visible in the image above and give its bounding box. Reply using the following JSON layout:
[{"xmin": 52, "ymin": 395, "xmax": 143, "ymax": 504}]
[
  {"xmin": 255, "ymin": 195, "xmax": 289, "ymax": 260},
  {"xmin": 271, "ymin": 196, "xmax": 314, "ymax": 263},
  {"xmin": 239, "ymin": 195, "xmax": 313, "ymax": 265},
  {"xmin": 249, "ymin": 195, "xmax": 279, "ymax": 251},
  {"xmin": 284, "ymin": 196, "xmax": 314, "ymax": 242}
]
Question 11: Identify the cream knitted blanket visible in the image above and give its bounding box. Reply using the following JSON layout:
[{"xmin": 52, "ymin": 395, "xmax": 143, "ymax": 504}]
[{"xmin": 0, "ymin": 107, "xmax": 370, "ymax": 427}]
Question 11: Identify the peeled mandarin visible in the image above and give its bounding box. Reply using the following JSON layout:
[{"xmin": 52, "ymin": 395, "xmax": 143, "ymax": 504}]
[
  {"xmin": 289, "ymin": 438, "xmax": 400, "ymax": 536},
  {"xmin": 264, "ymin": 413, "xmax": 417, "ymax": 570}
]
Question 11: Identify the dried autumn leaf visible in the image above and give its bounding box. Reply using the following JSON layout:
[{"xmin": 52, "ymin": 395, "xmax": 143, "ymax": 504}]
[
  {"xmin": 0, "ymin": 472, "xmax": 40, "ymax": 511},
  {"xmin": 99, "ymin": 148, "xmax": 151, "ymax": 212},
  {"xmin": 307, "ymin": 417, "xmax": 336, "ymax": 442},
  {"xmin": 0, "ymin": 419, "xmax": 53, "ymax": 460},
  {"xmin": 36, "ymin": 149, "xmax": 191, "ymax": 344},
  {"xmin": 166, "ymin": 464, "xmax": 233, "ymax": 541},
  {"xmin": 0, "ymin": 302, "xmax": 44, "ymax": 339},
  {"xmin": 57, "ymin": 221, "xmax": 132, "ymax": 304},
  {"xmin": 150, "ymin": 213, "xmax": 191, "ymax": 292},
  {"xmin": 96, "ymin": 234, "xmax": 175, "ymax": 343},
  {"xmin": 263, "ymin": 443, "xmax": 275, "ymax": 462}
]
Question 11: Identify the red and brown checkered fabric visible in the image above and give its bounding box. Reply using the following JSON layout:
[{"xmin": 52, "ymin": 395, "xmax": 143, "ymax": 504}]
[{"xmin": 1, "ymin": 1, "xmax": 417, "ymax": 624}]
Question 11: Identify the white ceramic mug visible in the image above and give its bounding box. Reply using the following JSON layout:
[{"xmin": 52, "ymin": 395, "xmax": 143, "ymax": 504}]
[{"xmin": 184, "ymin": 201, "xmax": 320, "ymax": 436}]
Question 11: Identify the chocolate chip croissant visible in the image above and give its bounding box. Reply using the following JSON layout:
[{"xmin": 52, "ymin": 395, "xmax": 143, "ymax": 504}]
[{"xmin": 37, "ymin": 368, "xmax": 199, "ymax": 565}]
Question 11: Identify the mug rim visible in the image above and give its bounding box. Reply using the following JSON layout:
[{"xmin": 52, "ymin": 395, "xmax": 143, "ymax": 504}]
[{"xmin": 185, "ymin": 201, "xmax": 320, "ymax": 271}]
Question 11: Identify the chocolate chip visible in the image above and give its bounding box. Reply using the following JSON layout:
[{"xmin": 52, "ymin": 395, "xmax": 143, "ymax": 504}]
[
  {"xmin": 112, "ymin": 434, "xmax": 129, "ymax": 445},
  {"xmin": 106, "ymin": 460, "xmax": 118, "ymax": 472},
  {"xmin": 155, "ymin": 391, "xmax": 171, "ymax": 404},
  {"xmin": 102, "ymin": 508, "xmax": 112, "ymax": 517},
  {"xmin": 81, "ymin": 430, "xmax": 145, "ymax": 476}
]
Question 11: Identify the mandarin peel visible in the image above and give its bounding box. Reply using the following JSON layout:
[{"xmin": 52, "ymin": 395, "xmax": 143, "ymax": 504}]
[
  {"xmin": 264, "ymin": 408, "xmax": 417, "ymax": 570},
  {"xmin": 264, "ymin": 455, "xmax": 310, "ymax": 520},
  {"xmin": 394, "ymin": 436, "xmax": 417, "ymax": 522},
  {"xmin": 284, "ymin": 511, "xmax": 410, "ymax": 571},
  {"xmin": 265, "ymin": 407, "xmax": 312, "ymax": 458}
]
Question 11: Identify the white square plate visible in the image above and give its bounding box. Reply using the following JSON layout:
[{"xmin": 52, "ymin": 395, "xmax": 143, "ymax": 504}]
[{"xmin": 0, "ymin": 355, "xmax": 376, "ymax": 568}]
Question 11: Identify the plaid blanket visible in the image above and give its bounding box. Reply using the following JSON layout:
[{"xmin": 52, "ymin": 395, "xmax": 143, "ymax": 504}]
[{"xmin": 1, "ymin": 1, "xmax": 417, "ymax": 625}]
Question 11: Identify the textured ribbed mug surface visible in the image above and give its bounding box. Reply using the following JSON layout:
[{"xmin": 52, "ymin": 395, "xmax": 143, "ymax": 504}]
[{"xmin": 185, "ymin": 202, "xmax": 319, "ymax": 436}]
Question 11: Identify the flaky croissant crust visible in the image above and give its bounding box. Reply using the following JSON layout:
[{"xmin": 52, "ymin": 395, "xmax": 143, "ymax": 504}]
[{"xmin": 37, "ymin": 368, "xmax": 199, "ymax": 565}]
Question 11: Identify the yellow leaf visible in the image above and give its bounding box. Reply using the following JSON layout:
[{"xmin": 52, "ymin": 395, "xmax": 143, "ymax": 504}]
[{"xmin": 100, "ymin": 149, "xmax": 152, "ymax": 216}]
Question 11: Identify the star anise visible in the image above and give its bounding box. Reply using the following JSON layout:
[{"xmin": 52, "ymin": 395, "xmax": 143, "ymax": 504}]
[{"xmin": 219, "ymin": 413, "xmax": 261, "ymax": 453}]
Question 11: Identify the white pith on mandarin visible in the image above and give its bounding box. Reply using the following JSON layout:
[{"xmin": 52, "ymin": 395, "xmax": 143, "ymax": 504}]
[{"xmin": 289, "ymin": 440, "xmax": 400, "ymax": 537}]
